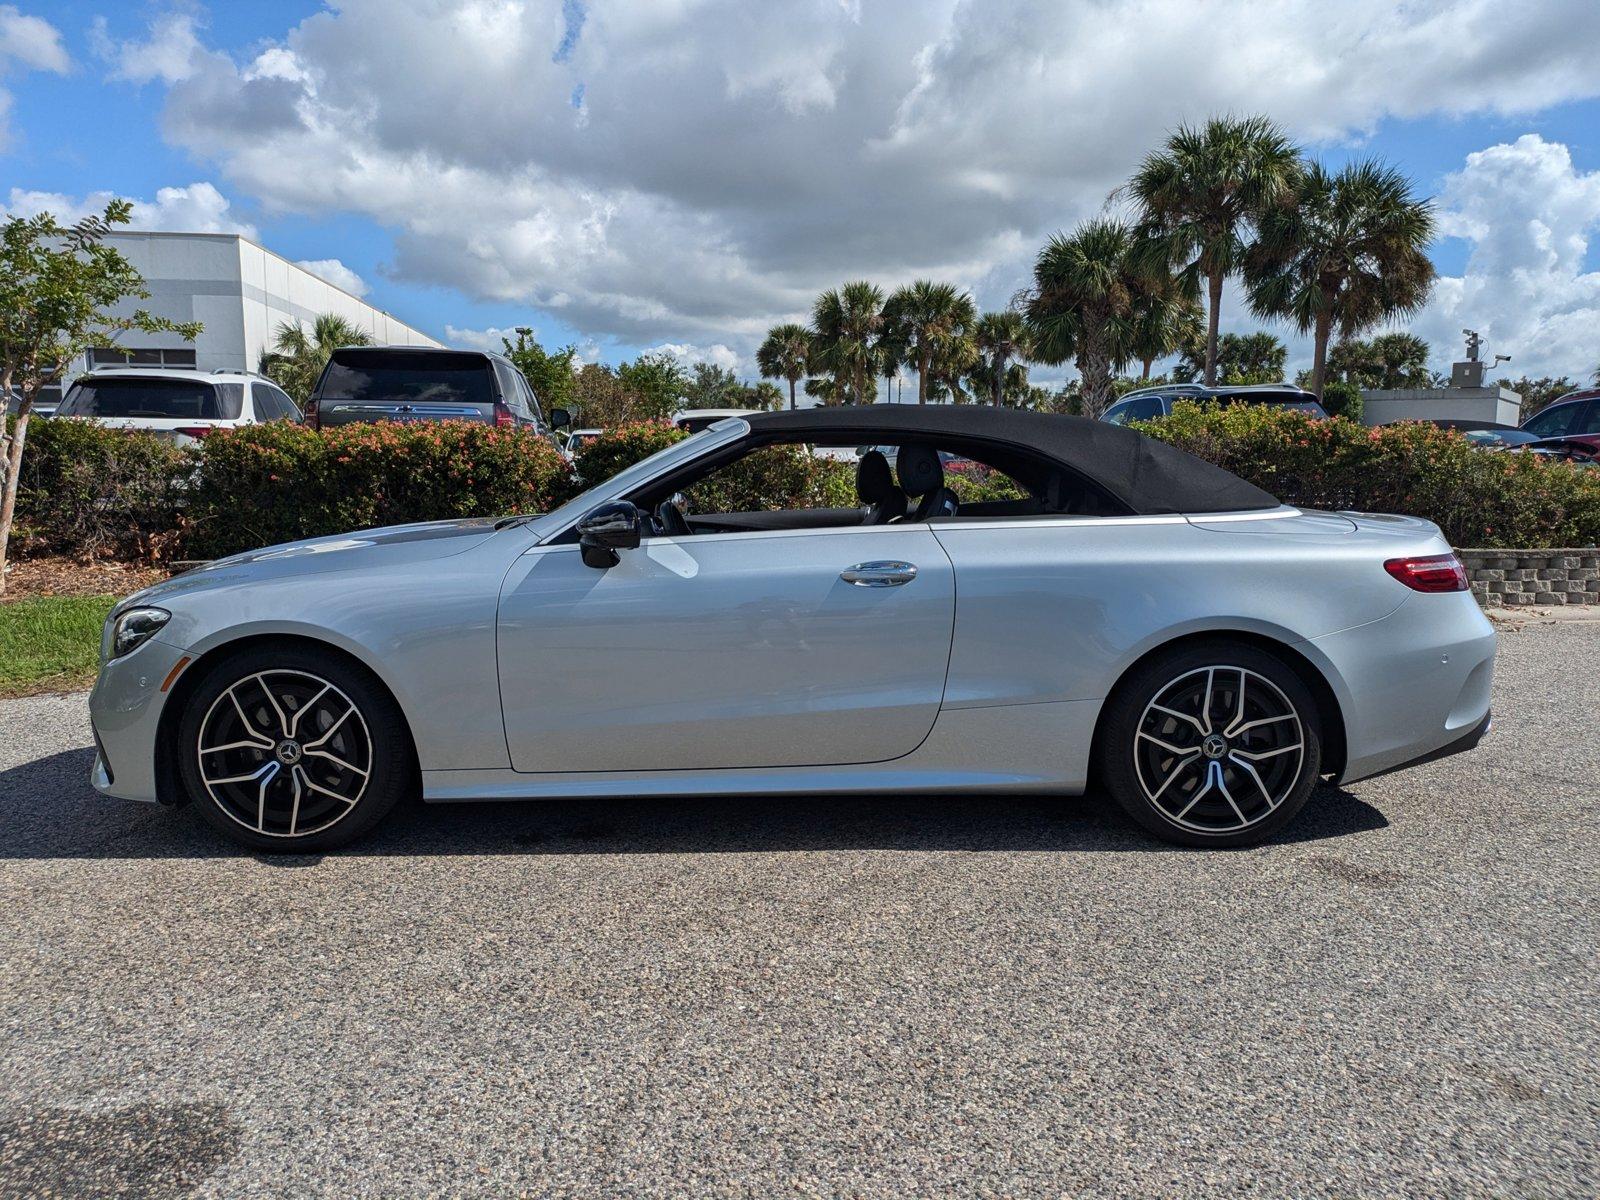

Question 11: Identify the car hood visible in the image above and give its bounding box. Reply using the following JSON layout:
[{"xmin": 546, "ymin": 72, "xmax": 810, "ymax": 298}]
[{"xmin": 121, "ymin": 518, "xmax": 506, "ymax": 609}]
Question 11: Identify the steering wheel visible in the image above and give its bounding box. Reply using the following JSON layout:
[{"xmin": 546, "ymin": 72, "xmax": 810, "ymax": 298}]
[{"xmin": 654, "ymin": 499, "xmax": 691, "ymax": 537}]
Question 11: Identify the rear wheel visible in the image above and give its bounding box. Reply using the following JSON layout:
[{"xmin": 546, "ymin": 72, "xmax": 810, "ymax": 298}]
[
  {"xmin": 176, "ymin": 645, "xmax": 414, "ymax": 851},
  {"xmin": 1097, "ymin": 642, "xmax": 1322, "ymax": 847}
]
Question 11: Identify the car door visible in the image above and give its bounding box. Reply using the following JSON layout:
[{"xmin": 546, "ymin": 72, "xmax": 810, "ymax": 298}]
[{"xmin": 496, "ymin": 526, "xmax": 956, "ymax": 773}]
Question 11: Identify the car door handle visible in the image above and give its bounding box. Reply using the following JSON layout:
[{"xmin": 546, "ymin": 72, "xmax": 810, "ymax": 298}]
[{"xmin": 840, "ymin": 561, "xmax": 918, "ymax": 587}]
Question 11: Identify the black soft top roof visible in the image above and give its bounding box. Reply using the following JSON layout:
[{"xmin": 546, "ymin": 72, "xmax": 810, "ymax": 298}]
[{"xmin": 742, "ymin": 405, "xmax": 1279, "ymax": 515}]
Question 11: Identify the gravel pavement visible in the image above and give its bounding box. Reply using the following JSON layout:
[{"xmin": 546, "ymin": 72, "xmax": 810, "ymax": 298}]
[{"xmin": 1, "ymin": 620, "xmax": 1596, "ymax": 1198}]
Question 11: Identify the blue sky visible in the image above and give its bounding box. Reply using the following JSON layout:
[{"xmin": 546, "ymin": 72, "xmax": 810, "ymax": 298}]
[{"xmin": 5, "ymin": 1, "xmax": 1600, "ymax": 382}]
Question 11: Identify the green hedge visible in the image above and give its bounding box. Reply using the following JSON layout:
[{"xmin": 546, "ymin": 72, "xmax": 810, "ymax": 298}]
[
  {"xmin": 183, "ymin": 421, "xmax": 579, "ymax": 559},
  {"xmin": 1140, "ymin": 402, "xmax": 1600, "ymax": 549},
  {"xmin": 9, "ymin": 417, "xmax": 188, "ymax": 561},
  {"xmin": 573, "ymin": 421, "xmax": 857, "ymax": 513}
]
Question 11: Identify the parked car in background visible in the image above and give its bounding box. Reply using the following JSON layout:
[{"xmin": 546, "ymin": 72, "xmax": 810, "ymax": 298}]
[
  {"xmin": 1527, "ymin": 434, "xmax": 1600, "ymax": 467},
  {"xmin": 305, "ymin": 347, "xmax": 568, "ymax": 444},
  {"xmin": 1519, "ymin": 389, "xmax": 1600, "ymax": 440},
  {"xmin": 562, "ymin": 428, "xmax": 603, "ymax": 454},
  {"xmin": 1422, "ymin": 419, "xmax": 1544, "ymax": 450},
  {"xmin": 52, "ymin": 369, "xmax": 301, "ymax": 445},
  {"xmin": 1102, "ymin": 383, "xmax": 1328, "ymax": 426}
]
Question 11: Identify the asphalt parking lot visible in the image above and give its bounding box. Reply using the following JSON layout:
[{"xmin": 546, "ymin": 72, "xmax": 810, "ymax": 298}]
[{"xmin": 1, "ymin": 619, "xmax": 1596, "ymax": 1198}]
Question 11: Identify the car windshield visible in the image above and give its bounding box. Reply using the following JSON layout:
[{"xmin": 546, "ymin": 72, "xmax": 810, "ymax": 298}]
[
  {"xmin": 318, "ymin": 352, "xmax": 494, "ymax": 406},
  {"xmin": 1466, "ymin": 428, "xmax": 1540, "ymax": 446},
  {"xmin": 57, "ymin": 378, "xmax": 240, "ymax": 419}
]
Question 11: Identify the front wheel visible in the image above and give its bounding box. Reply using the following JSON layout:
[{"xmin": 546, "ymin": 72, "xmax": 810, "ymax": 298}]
[
  {"xmin": 176, "ymin": 645, "xmax": 414, "ymax": 851},
  {"xmin": 1097, "ymin": 642, "xmax": 1322, "ymax": 848}
]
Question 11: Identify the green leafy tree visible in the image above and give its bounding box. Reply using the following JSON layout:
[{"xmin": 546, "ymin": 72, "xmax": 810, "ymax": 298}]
[
  {"xmin": 681, "ymin": 361, "xmax": 741, "ymax": 409},
  {"xmin": 1129, "ymin": 114, "xmax": 1303, "ymax": 387},
  {"xmin": 617, "ymin": 351, "xmax": 687, "ymax": 420},
  {"xmin": 1321, "ymin": 332, "xmax": 1433, "ymax": 390},
  {"xmin": 1320, "ymin": 378, "xmax": 1363, "ymax": 421},
  {"xmin": 0, "ymin": 201, "xmax": 201, "ymax": 593},
  {"xmin": 972, "ymin": 311, "xmax": 1034, "ymax": 406},
  {"xmin": 882, "ymin": 280, "xmax": 976, "ymax": 405},
  {"xmin": 570, "ymin": 362, "xmax": 638, "ymax": 428},
  {"xmin": 500, "ymin": 327, "xmax": 577, "ymax": 413},
  {"xmin": 756, "ymin": 322, "xmax": 811, "ymax": 411},
  {"xmin": 729, "ymin": 379, "xmax": 785, "ymax": 411},
  {"xmin": 1176, "ymin": 331, "xmax": 1288, "ymax": 385},
  {"xmin": 1246, "ymin": 160, "xmax": 1435, "ymax": 400},
  {"xmin": 1025, "ymin": 219, "xmax": 1144, "ymax": 418},
  {"xmin": 259, "ymin": 312, "xmax": 371, "ymax": 404},
  {"xmin": 811, "ymin": 282, "xmax": 884, "ymax": 405},
  {"xmin": 1500, "ymin": 375, "xmax": 1581, "ymax": 420}
]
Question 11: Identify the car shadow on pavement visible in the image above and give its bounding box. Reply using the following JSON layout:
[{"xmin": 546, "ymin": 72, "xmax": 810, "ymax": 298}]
[{"xmin": 0, "ymin": 747, "xmax": 1388, "ymax": 861}]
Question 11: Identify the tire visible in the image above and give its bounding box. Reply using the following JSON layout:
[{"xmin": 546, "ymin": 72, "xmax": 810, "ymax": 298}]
[
  {"xmin": 176, "ymin": 644, "xmax": 415, "ymax": 852},
  {"xmin": 1097, "ymin": 640, "xmax": 1322, "ymax": 848}
]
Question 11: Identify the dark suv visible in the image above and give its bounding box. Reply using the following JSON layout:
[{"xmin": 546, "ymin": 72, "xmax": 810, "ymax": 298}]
[
  {"xmin": 306, "ymin": 347, "xmax": 566, "ymax": 439},
  {"xmin": 1519, "ymin": 389, "xmax": 1600, "ymax": 440},
  {"xmin": 1102, "ymin": 383, "xmax": 1328, "ymax": 425}
]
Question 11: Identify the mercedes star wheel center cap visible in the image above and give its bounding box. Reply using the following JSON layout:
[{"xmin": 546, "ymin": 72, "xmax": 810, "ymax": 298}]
[{"xmin": 1201, "ymin": 733, "xmax": 1228, "ymax": 760}]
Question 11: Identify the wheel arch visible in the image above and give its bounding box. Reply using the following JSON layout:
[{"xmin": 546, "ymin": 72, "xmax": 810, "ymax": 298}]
[
  {"xmin": 1090, "ymin": 629, "xmax": 1348, "ymax": 782},
  {"xmin": 153, "ymin": 632, "xmax": 421, "ymax": 806}
]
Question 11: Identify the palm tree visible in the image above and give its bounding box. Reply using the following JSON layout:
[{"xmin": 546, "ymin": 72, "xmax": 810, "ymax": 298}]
[
  {"xmin": 1246, "ymin": 160, "xmax": 1435, "ymax": 400},
  {"xmin": 1127, "ymin": 282, "xmax": 1200, "ymax": 381},
  {"xmin": 1025, "ymin": 219, "xmax": 1144, "ymax": 419},
  {"xmin": 756, "ymin": 322, "xmax": 812, "ymax": 411},
  {"xmin": 1128, "ymin": 115, "xmax": 1303, "ymax": 387},
  {"xmin": 810, "ymin": 281, "xmax": 884, "ymax": 405},
  {"xmin": 882, "ymin": 280, "xmax": 977, "ymax": 404},
  {"xmin": 260, "ymin": 313, "xmax": 372, "ymax": 403},
  {"xmin": 972, "ymin": 311, "xmax": 1034, "ymax": 406}
]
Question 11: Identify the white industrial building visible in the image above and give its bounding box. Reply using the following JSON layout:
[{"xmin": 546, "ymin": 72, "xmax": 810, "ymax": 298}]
[{"xmin": 74, "ymin": 230, "xmax": 439, "ymax": 379}]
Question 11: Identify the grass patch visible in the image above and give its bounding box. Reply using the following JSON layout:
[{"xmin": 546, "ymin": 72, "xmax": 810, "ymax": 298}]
[{"xmin": 0, "ymin": 594, "xmax": 115, "ymax": 697}]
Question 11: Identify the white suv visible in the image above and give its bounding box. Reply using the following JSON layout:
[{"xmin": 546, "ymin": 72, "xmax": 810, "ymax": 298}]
[{"xmin": 53, "ymin": 368, "xmax": 303, "ymax": 444}]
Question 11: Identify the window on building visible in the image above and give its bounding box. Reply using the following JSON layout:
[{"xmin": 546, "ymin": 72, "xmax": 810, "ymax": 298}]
[{"xmin": 89, "ymin": 347, "xmax": 199, "ymax": 369}]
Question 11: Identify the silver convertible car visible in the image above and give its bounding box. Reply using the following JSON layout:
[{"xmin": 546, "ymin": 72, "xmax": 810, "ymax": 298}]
[{"xmin": 89, "ymin": 406, "xmax": 1496, "ymax": 851}]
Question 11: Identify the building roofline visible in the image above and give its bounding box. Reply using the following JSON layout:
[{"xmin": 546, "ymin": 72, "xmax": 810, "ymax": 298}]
[{"xmin": 105, "ymin": 228, "xmax": 437, "ymax": 343}]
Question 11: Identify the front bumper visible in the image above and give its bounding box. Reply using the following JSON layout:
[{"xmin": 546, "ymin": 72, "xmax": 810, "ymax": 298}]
[{"xmin": 87, "ymin": 637, "xmax": 188, "ymax": 804}]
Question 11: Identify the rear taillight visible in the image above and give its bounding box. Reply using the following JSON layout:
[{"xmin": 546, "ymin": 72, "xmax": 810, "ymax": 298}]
[
  {"xmin": 173, "ymin": 425, "xmax": 215, "ymax": 440},
  {"xmin": 493, "ymin": 400, "xmax": 515, "ymax": 428},
  {"xmin": 304, "ymin": 397, "xmax": 320, "ymax": 430},
  {"xmin": 1384, "ymin": 553, "xmax": 1469, "ymax": 593}
]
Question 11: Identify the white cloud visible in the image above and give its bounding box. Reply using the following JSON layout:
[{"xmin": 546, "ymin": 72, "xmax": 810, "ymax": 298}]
[
  {"xmin": 4, "ymin": 181, "xmax": 257, "ymax": 237},
  {"xmin": 295, "ymin": 257, "xmax": 369, "ymax": 297},
  {"xmin": 0, "ymin": 5, "xmax": 68, "ymax": 150},
  {"xmin": 646, "ymin": 341, "xmax": 742, "ymax": 374},
  {"xmin": 98, "ymin": 0, "xmax": 1600, "ymax": 366},
  {"xmin": 1414, "ymin": 134, "xmax": 1600, "ymax": 380},
  {"xmin": 93, "ymin": 11, "xmax": 208, "ymax": 84}
]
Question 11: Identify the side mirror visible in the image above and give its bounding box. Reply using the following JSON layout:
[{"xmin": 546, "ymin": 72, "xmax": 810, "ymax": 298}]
[
  {"xmin": 549, "ymin": 407, "xmax": 572, "ymax": 430},
  {"xmin": 577, "ymin": 500, "xmax": 641, "ymax": 568}
]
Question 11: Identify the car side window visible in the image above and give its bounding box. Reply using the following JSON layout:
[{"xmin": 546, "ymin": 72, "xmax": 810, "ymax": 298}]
[
  {"xmin": 266, "ymin": 383, "xmax": 302, "ymax": 422},
  {"xmin": 251, "ymin": 384, "xmax": 281, "ymax": 420},
  {"xmin": 1575, "ymin": 401, "xmax": 1600, "ymax": 435},
  {"xmin": 1106, "ymin": 395, "xmax": 1165, "ymax": 425},
  {"xmin": 1523, "ymin": 402, "xmax": 1582, "ymax": 438}
]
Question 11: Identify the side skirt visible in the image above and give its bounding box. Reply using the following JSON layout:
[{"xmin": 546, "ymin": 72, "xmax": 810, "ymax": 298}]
[{"xmin": 422, "ymin": 700, "xmax": 1098, "ymax": 802}]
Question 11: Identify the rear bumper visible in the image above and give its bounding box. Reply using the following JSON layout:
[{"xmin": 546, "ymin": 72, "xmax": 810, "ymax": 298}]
[
  {"xmin": 1349, "ymin": 709, "xmax": 1491, "ymax": 783},
  {"xmin": 1312, "ymin": 593, "xmax": 1497, "ymax": 786}
]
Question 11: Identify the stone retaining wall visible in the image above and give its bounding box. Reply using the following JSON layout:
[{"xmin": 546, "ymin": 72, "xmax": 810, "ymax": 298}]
[{"xmin": 1459, "ymin": 548, "xmax": 1600, "ymax": 607}]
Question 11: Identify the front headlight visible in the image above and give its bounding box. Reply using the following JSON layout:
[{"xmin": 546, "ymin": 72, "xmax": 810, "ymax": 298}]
[{"xmin": 104, "ymin": 607, "xmax": 171, "ymax": 660}]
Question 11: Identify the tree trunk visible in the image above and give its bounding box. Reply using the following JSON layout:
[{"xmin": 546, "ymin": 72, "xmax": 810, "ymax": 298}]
[
  {"xmin": 1310, "ymin": 309, "xmax": 1332, "ymax": 401},
  {"xmin": 1141, "ymin": 356, "xmax": 1154, "ymax": 381},
  {"xmin": 917, "ymin": 348, "xmax": 930, "ymax": 404},
  {"xmin": 1078, "ymin": 333, "xmax": 1113, "ymax": 420},
  {"xmin": 992, "ymin": 353, "xmax": 1007, "ymax": 406},
  {"xmin": 788, "ymin": 377, "xmax": 797, "ymax": 411},
  {"xmin": 0, "ymin": 391, "xmax": 35, "ymax": 598},
  {"xmin": 1204, "ymin": 270, "xmax": 1223, "ymax": 387}
]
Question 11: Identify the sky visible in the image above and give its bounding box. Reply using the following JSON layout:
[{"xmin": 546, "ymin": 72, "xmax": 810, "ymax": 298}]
[{"xmin": 3, "ymin": 0, "xmax": 1600, "ymax": 387}]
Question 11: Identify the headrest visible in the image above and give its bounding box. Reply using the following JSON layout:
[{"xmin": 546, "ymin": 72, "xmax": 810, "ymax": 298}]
[
  {"xmin": 896, "ymin": 443, "xmax": 943, "ymax": 496},
  {"xmin": 855, "ymin": 450, "xmax": 896, "ymax": 503}
]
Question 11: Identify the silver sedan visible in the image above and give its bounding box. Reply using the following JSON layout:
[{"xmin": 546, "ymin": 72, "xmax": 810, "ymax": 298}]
[{"xmin": 89, "ymin": 406, "xmax": 1496, "ymax": 851}]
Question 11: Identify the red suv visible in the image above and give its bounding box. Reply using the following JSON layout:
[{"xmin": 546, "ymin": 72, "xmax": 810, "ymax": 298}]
[{"xmin": 1520, "ymin": 388, "xmax": 1600, "ymax": 440}]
